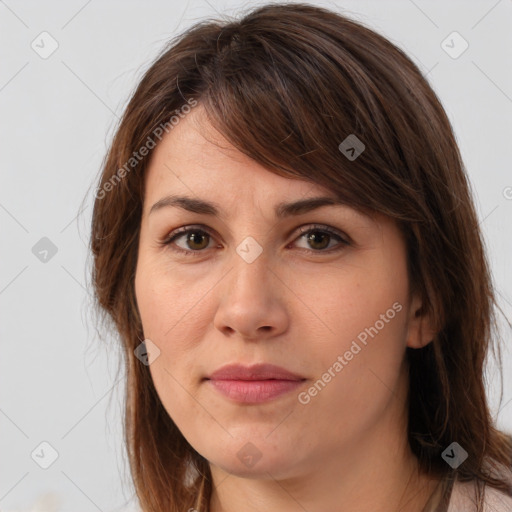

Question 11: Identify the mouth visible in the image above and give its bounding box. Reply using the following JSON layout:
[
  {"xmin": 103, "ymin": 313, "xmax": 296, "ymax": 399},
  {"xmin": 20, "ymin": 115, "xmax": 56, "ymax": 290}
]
[
  {"xmin": 206, "ymin": 362, "xmax": 304, "ymax": 381},
  {"xmin": 206, "ymin": 379, "xmax": 305, "ymax": 403},
  {"xmin": 204, "ymin": 363, "xmax": 306, "ymax": 403}
]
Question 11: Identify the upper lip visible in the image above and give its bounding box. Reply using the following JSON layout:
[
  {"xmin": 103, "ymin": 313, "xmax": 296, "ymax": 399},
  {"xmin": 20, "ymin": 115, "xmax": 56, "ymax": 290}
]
[{"xmin": 206, "ymin": 363, "xmax": 305, "ymax": 381}]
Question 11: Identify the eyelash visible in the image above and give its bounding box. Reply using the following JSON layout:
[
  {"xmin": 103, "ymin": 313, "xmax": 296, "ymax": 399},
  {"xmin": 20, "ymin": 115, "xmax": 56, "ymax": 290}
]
[{"xmin": 158, "ymin": 224, "xmax": 350, "ymax": 257}]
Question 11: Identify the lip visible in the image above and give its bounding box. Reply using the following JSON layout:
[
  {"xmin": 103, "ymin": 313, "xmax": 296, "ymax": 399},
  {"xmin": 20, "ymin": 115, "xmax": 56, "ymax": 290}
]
[
  {"xmin": 205, "ymin": 363, "xmax": 306, "ymax": 403},
  {"xmin": 206, "ymin": 363, "xmax": 304, "ymax": 381}
]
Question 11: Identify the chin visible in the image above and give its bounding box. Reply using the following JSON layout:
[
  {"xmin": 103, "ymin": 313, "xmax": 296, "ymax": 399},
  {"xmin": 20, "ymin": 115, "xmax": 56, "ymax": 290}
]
[{"xmin": 205, "ymin": 443, "xmax": 298, "ymax": 479}]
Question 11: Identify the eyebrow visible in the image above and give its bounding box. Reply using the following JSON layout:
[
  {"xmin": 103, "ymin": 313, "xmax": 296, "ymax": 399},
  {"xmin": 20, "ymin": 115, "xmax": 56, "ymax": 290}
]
[{"xmin": 148, "ymin": 194, "xmax": 350, "ymax": 219}]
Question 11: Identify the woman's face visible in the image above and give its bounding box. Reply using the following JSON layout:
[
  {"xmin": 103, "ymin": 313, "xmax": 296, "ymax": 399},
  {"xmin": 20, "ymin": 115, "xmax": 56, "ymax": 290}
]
[{"xmin": 134, "ymin": 105, "xmax": 432, "ymax": 480}]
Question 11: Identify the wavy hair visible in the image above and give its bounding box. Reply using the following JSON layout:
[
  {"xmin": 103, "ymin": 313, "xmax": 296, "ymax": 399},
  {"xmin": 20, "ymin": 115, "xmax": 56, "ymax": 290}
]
[{"xmin": 87, "ymin": 3, "xmax": 512, "ymax": 511}]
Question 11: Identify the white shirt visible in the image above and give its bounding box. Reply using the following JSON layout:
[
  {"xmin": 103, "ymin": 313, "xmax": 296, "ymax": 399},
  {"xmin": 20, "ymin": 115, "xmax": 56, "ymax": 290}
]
[{"xmin": 447, "ymin": 479, "xmax": 512, "ymax": 512}]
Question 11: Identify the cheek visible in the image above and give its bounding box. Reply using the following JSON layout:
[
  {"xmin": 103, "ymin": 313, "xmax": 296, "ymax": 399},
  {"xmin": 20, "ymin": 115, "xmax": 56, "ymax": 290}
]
[
  {"xmin": 298, "ymin": 260, "xmax": 408, "ymax": 351},
  {"xmin": 297, "ymin": 305, "xmax": 408, "ymax": 446},
  {"xmin": 298, "ymin": 265, "xmax": 409, "ymax": 412},
  {"xmin": 134, "ymin": 257, "xmax": 215, "ymax": 402},
  {"xmin": 136, "ymin": 268, "xmax": 206, "ymax": 430},
  {"xmin": 135, "ymin": 255, "xmax": 212, "ymax": 342}
]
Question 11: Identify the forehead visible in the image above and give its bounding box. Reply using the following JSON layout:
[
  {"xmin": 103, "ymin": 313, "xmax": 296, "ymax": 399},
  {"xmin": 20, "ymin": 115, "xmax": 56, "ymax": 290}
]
[
  {"xmin": 143, "ymin": 106, "xmax": 339, "ymax": 210},
  {"xmin": 141, "ymin": 105, "xmax": 383, "ymax": 232}
]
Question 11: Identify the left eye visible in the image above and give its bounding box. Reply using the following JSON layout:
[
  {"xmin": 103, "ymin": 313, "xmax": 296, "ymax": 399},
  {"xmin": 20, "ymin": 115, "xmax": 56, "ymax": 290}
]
[
  {"xmin": 294, "ymin": 225, "xmax": 350, "ymax": 252},
  {"xmin": 160, "ymin": 224, "xmax": 350, "ymax": 256}
]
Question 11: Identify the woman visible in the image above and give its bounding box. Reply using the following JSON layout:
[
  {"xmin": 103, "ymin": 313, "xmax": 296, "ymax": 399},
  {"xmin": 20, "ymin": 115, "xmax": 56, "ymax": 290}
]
[{"xmin": 89, "ymin": 3, "xmax": 512, "ymax": 511}]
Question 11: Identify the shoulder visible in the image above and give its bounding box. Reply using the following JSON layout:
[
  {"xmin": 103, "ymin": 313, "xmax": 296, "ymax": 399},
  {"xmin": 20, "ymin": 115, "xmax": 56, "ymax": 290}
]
[
  {"xmin": 483, "ymin": 485, "xmax": 512, "ymax": 511},
  {"xmin": 447, "ymin": 464, "xmax": 512, "ymax": 512},
  {"xmin": 448, "ymin": 481, "xmax": 512, "ymax": 512}
]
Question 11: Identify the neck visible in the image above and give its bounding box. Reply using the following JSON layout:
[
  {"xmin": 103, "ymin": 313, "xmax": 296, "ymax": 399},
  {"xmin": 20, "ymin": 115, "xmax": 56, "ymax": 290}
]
[
  {"xmin": 208, "ymin": 366, "xmax": 439, "ymax": 512},
  {"xmin": 209, "ymin": 446, "xmax": 438, "ymax": 512}
]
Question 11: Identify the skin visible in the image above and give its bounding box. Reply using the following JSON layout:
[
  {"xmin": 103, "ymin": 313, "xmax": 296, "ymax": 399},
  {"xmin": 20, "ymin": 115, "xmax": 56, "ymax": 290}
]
[{"xmin": 134, "ymin": 104, "xmax": 440, "ymax": 512}]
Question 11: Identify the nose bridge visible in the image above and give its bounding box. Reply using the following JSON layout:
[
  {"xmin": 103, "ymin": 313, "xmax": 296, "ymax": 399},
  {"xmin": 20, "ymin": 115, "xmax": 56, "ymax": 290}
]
[
  {"xmin": 230, "ymin": 237, "xmax": 272, "ymax": 292},
  {"xmin": 213, "ymin": 242, "xmax": 287, "ymax": 339},
  {"xmin": 211, "ymin": 214, "xmax": 293, "ymax": 339}
]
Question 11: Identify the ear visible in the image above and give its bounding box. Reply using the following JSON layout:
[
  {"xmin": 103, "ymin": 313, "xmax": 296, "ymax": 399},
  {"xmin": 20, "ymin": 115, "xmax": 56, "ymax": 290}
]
[{"xmin": 406, "ymin": 292, "xmax": 438, "ymax": 349}]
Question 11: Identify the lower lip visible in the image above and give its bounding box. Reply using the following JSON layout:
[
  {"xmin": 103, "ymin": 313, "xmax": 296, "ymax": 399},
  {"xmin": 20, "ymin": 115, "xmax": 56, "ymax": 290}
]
[{"xmin": 207, "ymin": 379, "xmax": 305, "ymax": 403}]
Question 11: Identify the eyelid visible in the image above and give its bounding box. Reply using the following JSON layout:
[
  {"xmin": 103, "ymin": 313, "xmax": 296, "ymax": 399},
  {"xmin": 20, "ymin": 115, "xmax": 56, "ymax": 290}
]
[
  {"xmin": 295, "ymin": 224, "xmax": 350, "ymax": 244},
  {"xmin": 160, "ymin": 224, "xmax": 218, "ymax": 246},
  {"xmin": 160, "ymin": 223, "xmax": 351, "ymax": 255}
]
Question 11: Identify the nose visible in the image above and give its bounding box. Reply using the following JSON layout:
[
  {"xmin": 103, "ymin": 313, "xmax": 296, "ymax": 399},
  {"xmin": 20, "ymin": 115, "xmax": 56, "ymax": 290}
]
[{"xmin": 213, "ymin": 249, "xmax": 289, "ymax": 341}]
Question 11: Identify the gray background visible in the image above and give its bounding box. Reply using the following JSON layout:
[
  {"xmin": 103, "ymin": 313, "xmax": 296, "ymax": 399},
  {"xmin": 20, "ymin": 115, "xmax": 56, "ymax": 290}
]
[{"xmin": 1, "ymin": 0, "xmax": 511, "ymax": 510}]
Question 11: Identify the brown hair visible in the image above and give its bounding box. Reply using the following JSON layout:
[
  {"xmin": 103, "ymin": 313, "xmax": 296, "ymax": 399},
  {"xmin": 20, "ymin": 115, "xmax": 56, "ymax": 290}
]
[{"xmin": 87, "ymin": 3, "xmax": 512, "ymax": 511}]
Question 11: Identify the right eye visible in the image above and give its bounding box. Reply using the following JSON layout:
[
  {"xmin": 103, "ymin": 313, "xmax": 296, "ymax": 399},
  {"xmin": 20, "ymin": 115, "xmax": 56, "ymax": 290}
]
[
  {"xmin": 159, "ymin": 222, "xmax": 351, "ymax": 258},
  {"xmin": 160, "ymin": 225, "xmax": 216, "ymax": 256}
]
